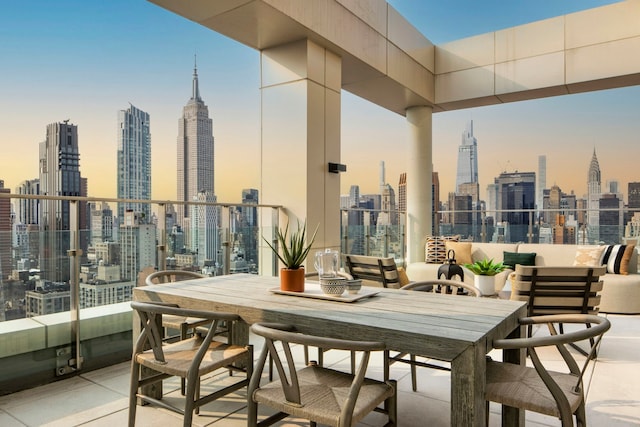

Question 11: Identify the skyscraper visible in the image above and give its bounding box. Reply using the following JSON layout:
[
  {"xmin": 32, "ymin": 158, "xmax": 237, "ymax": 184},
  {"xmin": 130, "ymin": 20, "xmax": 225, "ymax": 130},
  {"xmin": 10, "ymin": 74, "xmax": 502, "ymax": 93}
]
[
  {"xmin": 190, "ymin": 191, "xmax": 219, "ymax": 267},
  {"xmin": 629, "ymin": 182, "xmax": 640, "ymax": 210},
  {"xmin": 117, "ymin": 104, "xmax": 151, "ymax": 220},
  {"xmin": 494, "ymin": 171, "xmax": 536, "ymax": 243},
  {"xmin": 587, "ymin": 149, "xmax": 602, "ymax": 243},
  {"xmin": 379, "ymin": 161, "xmax": 385, "ymax": 196},
  {"xmin": 39, "ymin": 121, "xmax": 83, "ymax": 282},
  {"xmin": 177, "ymin": 60, "xmax": 215, "ymax": 226},
  {"xmin": 348, "ymin": 185, "xmax": 360, "ymax": 208},
  {"xmin": 0, "ymin": 180, "xmax": 10, "ymax": 281},
  {"xmin": 537, "ymin": 155, "xmax": 546, "ymax": 214},
  {"xmin": 455, "ymin": 120, "xmax": 478, "ymax": 193}
]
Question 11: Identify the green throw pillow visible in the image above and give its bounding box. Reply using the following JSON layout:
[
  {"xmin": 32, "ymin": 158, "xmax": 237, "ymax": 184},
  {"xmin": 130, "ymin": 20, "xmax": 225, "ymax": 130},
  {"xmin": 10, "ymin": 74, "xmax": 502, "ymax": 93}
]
[{"xmin": 503, "ymin": 251, "xmax": 536, "ymax": 269}]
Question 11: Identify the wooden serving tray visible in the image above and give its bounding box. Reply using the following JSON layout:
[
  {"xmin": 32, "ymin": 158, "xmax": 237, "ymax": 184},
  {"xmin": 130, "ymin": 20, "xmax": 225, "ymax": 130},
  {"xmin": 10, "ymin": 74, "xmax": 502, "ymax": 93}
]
[{"xmin": 268, "ymin": 283, "xmax": 380, "ymax": 303}]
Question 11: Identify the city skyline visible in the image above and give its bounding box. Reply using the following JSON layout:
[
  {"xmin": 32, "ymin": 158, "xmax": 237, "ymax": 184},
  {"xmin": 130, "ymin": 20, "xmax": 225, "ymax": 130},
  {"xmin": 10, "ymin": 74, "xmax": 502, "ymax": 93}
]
[{"xmin": 1, "ymin": 1, "xmax": 638, "ymax": 204}]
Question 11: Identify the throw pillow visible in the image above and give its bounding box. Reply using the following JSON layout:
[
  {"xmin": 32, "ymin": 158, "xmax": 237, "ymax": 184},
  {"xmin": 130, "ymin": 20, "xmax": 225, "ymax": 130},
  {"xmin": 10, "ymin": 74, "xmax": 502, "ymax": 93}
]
[
  {"xmin": 445, "ymin": 241, "xmax": 472, "ymax": 265},
  {"xmin": 601, "ymin": 244, "xmax": 635, "ymax": 275},
  {"xmin": 425, "ymin": 235, "xmax": 459, "ymax": 264},
  {"xmin": 573, "ymin": 245, "xmax": 606, "ymax": 267},
  {"xmin": 503, "ymin": 251, "xmax": 536, "ymax": 269},
  {"xmin": 396, "ymin": 267, "xmax": 411, "ymax": 286}
]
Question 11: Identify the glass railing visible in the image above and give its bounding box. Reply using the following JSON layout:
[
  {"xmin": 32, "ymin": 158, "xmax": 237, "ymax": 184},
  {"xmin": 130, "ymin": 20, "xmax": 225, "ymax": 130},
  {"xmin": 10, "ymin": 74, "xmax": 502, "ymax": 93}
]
[
  {"xmin": 339, "ymin": 207, "xmax": 640, "ymax": 263},
  {"xmin": 0, "ymin": 192, "xmax": 284, "ymax": 393},
  {"xmin": 2, "ymin": 195, "xmax": 639, "ymax": 393}
]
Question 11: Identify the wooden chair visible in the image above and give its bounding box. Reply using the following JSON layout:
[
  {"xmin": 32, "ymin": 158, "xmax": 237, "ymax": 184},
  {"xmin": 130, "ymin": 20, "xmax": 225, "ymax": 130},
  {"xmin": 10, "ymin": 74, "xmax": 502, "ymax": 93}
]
[
  {"xmin": 511, "ymin": 265, "xmax": 606, "ymax": 356},
  {"xmin": 145, "ymin": 270, "xmax": 210, "ymax": 342},
  {"xmin": 384, "ymin": 279, "xmax": 483, "ymax": 392},
  {"xmin": 145, "ymin": 270, "xmax": 213, "ymax": 394},
  {"xmin": 128, "ymin": 301, "xmax": 252, "ymax": 427},
  {"xmin": 248, "ymin": 322, "xmax": 397, "ymax": 427},
  {"xmin": 486, "ymin": 313, "xmax": 610, "ymax": 427},
  {"xmin": 344, "ymin": 255, "xmax": 402, "ymax": 288}
]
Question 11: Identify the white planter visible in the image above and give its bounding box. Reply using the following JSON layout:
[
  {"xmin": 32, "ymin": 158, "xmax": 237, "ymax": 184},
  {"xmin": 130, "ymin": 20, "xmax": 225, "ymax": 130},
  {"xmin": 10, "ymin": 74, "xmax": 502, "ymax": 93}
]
[{"xmin": 474, "ymin": 275, "xmax": 496, "ymax": 296}]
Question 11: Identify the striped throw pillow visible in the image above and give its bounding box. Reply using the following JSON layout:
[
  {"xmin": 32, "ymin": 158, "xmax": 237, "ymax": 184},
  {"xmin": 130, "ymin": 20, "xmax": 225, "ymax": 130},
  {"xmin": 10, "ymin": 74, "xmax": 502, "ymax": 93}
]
[
  {"xmin": 425, "ymin": 235, "xmax": 459, "ymax": 264},
  {"xmin": 601, "ymin": 244, "xmax": 635, "ymax": 275}
]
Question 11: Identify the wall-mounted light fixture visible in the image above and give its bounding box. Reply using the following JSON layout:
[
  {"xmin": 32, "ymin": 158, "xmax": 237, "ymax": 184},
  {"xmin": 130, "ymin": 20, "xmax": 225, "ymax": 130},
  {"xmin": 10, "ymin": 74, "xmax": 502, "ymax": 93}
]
[{"xmin": 328, "ymin": 162, "xmax": 347, "ymax": 174}]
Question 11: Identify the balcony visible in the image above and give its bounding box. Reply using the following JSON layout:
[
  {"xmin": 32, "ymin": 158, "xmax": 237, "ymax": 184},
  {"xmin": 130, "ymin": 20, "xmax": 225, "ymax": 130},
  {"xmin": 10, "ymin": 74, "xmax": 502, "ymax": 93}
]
[
  {"xmin": 0, "ymin": 312, "xmax": 638, "ymax": 426},
  {"xmin": 1, "ymin": 193, "xmax": 639, "ymax": 425}
]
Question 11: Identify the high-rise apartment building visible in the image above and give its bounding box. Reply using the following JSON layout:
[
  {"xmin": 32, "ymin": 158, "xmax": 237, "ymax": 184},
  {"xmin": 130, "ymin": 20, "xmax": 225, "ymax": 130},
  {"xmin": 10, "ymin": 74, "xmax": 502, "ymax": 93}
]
[
  {"xmin": 39, "ymin": 121, "xmax": 83, "ymax": 282},
  {"xmin": 629, "ymin": 182, "xmax": 640, "ymax": 209},
  {"xmin": 117, "ymin": 104, "xmax": 151, "ymax": 220},
  {"xmin": 537, "ymin": 155, "xmax": 546, "ymax": 215},
  {"xmin": 398, "ymin": 173, "xmax": 406, "ymax": 214},
  {"xmin": 600, "ymin": 193, "xmax": 623, "ymax": 244},
  {"xmin": 587, "ymin": 149, "xmax": 602, "ymax": 244},
  {"xmin": 177, "ymin": 61, "xmax": 215, "ymax": 226},
  {"xmin": 455, "ymin": 120, "xmax": 478, "ymax": 193},
  {"xmin": 349, "ymin": 185, "xmax": 360, "ymax": 209},
  {"xmin": 494, "ymin": 171, "xmax": 536, "ymax": 243},
  {"xmin": 190, "ymin": 191, "xmax": 219, "ymax": 267},
  {"xmin": 14, "ymin": 179, "xmax": 39, "ymax": 226},
  {"xmin": 90, "ymin": 202, "xmax": 114, "ymax": 246},
  {"xmin": 432, "ymin": 171, "xmax": 440, "ymax": 235},
  {"xmin": 119, "ymin": 210, "xmax": 156, "ymax": 281},
  {"xmin": 0, "ymin": 180, "xmax": 10, "ymax": 280}
]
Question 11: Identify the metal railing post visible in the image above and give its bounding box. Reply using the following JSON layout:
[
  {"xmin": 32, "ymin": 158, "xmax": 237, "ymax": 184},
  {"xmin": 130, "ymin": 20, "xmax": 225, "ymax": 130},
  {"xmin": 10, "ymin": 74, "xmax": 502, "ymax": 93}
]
[
  {"xmin": 221, "ymin": 206, "xmax": 231, "ymax": 275},
  {"xmin": 157, "ymin": 202, "xmax": 166, "ymax": 270},
  {"xmin": 64, "ymin": 200, "xmax": 83, "ymax": 374}
]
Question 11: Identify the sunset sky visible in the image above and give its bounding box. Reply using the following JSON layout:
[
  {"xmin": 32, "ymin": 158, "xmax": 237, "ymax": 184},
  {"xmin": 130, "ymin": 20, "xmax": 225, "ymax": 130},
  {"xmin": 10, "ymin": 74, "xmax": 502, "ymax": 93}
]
[{"xmin": 1, "ymin": 0, "xmax": 637, "ymax": 204}]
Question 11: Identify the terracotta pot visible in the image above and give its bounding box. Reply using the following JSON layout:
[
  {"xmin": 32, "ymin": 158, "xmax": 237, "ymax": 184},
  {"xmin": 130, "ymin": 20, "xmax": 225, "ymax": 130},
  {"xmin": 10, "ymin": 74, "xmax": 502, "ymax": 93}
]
[{"xmin": 280, "ymin": 267, "xmax": 305, "ymax": 292}]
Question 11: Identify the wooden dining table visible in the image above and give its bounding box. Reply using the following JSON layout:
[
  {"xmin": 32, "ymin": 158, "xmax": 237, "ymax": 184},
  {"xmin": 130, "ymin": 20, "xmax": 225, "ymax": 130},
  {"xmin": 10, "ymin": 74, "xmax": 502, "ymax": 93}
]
[{"xmin": 133, "ymin": 273, "xmax": 527, "ymax": 427}]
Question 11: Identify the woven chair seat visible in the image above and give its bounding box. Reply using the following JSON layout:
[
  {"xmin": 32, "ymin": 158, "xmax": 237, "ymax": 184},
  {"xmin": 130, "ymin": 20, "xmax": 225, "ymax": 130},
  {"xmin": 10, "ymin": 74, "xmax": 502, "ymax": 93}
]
[
  {"xmin": 253, "ymin": 365, "xmax": 395, "ymax": 426},
  {"xmin": 136, "ymin": 336, "xmax": 248, "ymax": 378},
  {"xmin": 486, "ymin": 360, "xmax": 582, "ymax": 418}
]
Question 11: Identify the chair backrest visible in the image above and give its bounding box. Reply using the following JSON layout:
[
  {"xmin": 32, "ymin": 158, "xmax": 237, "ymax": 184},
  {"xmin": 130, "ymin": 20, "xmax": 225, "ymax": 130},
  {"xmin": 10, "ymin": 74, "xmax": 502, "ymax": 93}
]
[
  {"xmin": 511, "ymin": 265, "xmax": 606, "ymax": 316},
  {"xmin": 131, "ymin": 301, "xmax": 239, "ymax": 362},
  {"xmin": 145, "ymin": 269, "xmax": 205, "ymax": 286},
  {"xmin": 400, "ymin": 279, "xmax": 483, "ymax": 297},
  {"xmin": 249, "ymin": 322, "xmax": 385, "ymax": 407},
  {"xmin": 491, "ymin": 313, "xmax": 611, "ymax": 411},
  {"xmin": 344, "ymin": 255, "xmax": 401, "ymax": 288}
]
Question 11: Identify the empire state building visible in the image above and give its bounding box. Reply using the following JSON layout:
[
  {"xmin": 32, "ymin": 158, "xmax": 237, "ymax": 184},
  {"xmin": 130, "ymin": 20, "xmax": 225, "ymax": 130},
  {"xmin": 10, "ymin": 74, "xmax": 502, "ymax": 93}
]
[{"xmin": 177, "ymin": 59, "xmax": 215, "ymax": 226}]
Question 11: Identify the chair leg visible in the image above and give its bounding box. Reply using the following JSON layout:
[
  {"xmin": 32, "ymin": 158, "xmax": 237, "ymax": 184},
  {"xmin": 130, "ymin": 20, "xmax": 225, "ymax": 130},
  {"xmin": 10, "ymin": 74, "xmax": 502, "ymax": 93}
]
[
  {"xmin": 128, "ymin": 360, "xmax": 140, "ymax": 427},
  {"xmin": 181, "ymin": 324, "xmax": 188, "ymax": 395},
  {"xmin": 410, "ymin": 354, "xmax": 417, "ymax": 392},
  {"xmin": 194, "ymin": 376, "xmax": 200, "ymax": 415},
  {"xmin": 184, "ymin": 375, "xmax": 198, "ymax": 427},
  {"xmin": 383, "ymin": 350, "xmax": 391, "ymax": 382},
  {"xmin": 575, "ymin": 402, "xmax": 587, "ymax": 427},
  {"xmin": 387, "ymin": 379, "xmax": 397, "ymax": 426}
]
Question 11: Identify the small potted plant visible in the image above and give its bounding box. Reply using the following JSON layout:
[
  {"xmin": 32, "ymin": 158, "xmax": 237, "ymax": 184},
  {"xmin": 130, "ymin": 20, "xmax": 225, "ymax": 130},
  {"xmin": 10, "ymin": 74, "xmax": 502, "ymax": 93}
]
[
  {"xmin": 263, "ymin": 220, "xmax": 318, "ymax": 292},
  {"xmin": 463, "ymin": 258, "xmax": 506, "ymax": 296}
]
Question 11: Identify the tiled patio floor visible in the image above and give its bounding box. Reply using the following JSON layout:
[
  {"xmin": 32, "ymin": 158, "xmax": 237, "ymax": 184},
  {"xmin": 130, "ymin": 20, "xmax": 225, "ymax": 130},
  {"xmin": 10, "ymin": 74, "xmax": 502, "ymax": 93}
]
[{"xmin": 1, "ymin": 313, "xmax": 638, "ymax": 426}]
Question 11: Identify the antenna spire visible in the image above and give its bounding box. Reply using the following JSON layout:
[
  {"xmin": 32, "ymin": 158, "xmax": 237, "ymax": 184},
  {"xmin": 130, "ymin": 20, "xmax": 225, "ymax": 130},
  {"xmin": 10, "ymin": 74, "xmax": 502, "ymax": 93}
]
[{"xmin": 191, "ymin": 53, "xmax": 201, "ymax": 101}]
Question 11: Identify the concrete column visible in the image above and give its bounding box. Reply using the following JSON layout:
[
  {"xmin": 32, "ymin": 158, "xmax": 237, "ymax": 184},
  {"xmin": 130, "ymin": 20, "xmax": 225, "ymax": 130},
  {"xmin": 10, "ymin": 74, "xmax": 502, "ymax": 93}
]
[
  {"xmin": 406, "ymin": 106, "xmax": 433, "ymax": 263},
  {"xmin": 259, "ymin": 39, "xmax": 342, "ymax": 273}
]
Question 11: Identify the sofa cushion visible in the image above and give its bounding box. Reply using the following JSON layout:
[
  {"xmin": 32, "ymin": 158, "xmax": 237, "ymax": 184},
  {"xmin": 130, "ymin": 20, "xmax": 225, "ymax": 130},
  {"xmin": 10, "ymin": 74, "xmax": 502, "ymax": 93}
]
[
  {"xmin": 503, "ymin": 251, "xmax": 536, "ymax": 269},
  {"xmin": 425, "ymin": 235, "xmax": 459, "ymax": 264},
  {"xmin": 573, "ymin": 245, "xmax": 606, "ymax": 267},
  {"xmin": 397, "ymin": 267, "xmax": 411, "ymax": 286},
  {"xmin": 602, "ymin": 244, "xmax": 635, "ymax": 275},
  {"xmin": 445, "ymin": 241, "xmax": 472, "ymax": 265}
]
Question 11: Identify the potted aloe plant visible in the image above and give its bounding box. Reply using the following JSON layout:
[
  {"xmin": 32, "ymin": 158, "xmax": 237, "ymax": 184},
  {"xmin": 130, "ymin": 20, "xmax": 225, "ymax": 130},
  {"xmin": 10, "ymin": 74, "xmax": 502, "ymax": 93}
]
[
  {"xmin": 463, "ymin": 258, "xmax": 506, "ymax": 296},
  {"xmin": 263, "ymin": 220, "xmax": 318, "ymax": 292}
]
